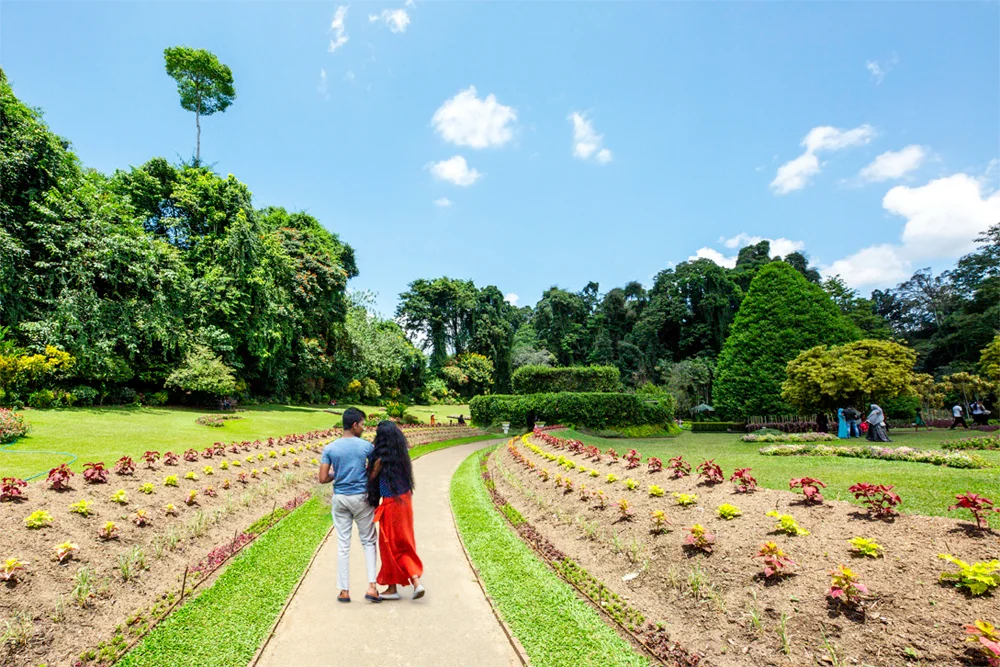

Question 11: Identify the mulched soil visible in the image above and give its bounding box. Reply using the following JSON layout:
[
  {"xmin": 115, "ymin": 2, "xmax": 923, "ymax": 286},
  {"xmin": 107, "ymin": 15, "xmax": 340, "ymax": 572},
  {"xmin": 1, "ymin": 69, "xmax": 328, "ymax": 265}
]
[
  {"xmin": 0, "ymin": 432, "xmax": 334, "ymax": 667},
  {"xmin": 493, "ymin": 434, "xmax": 1000, "ymax": 667}
]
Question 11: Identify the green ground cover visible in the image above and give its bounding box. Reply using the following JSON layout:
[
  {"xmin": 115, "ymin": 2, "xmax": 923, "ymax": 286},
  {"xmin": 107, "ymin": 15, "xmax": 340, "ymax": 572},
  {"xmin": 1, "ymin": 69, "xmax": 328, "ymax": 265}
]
[
  {"xmin": 559, "ymin": 428, "xmax": 1000, "ymax": 526},
  {"xmin": 116, "ymin": 495, "xmax": 332, "ymax": 667},
  {"xmin": 0, "ymin": 403, "xmax": 470, "ymax": 479},
  {"xmin": 451, "ymin": 448, "xmax": 650, "ymax": 667}
]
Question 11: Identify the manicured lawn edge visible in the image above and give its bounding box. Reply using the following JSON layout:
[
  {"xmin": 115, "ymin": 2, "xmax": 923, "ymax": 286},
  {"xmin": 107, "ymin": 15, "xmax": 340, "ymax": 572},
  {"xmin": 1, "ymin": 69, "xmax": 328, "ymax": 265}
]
[
  {"xmin": 410, "ymin": 433, "xmax": 501, "ymax": 460},
  {"xmin": 116, "ymin": 495, "xmax": 332, "ymax": 667},
  {"xmin": 450, "ymin": 447, "xmax": 651, "ymax": 667}
]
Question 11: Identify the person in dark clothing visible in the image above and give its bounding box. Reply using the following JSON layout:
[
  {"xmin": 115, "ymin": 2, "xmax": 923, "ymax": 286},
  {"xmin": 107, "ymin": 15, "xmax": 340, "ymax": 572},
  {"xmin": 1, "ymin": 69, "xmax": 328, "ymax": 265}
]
[
  {"xmin": 816, "ymin": 412, "xmax": 829, "ymax": 433},
  {"xmin": 842, "ymin": 407, "xmax": 861, "ymax": 438}
]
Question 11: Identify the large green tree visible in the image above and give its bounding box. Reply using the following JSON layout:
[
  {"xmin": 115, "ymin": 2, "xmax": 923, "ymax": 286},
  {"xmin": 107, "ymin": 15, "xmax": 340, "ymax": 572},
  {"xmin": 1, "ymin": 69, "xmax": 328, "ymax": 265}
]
[
  {"xmin": 713, "ymin": 261, "xmax": 860, "ymax": 416},
  {"xmin": 163, "ymin": 47, "xmax": 236, "ymax": 163}
]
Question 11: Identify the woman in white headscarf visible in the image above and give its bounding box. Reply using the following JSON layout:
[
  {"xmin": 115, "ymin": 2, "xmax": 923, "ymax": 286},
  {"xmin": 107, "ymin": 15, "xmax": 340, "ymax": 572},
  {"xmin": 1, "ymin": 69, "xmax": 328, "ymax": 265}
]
[{"xmin": 866, "ymin": 404, "xmax": 890, "ymax": 442}]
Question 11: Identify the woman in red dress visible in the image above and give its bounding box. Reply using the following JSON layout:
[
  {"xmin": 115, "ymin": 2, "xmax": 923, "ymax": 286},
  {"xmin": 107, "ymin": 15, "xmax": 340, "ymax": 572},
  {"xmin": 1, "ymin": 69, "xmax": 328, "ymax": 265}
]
[{"xmin": 367, "ymin": 421, "xmax": 425, "ymax": 600}]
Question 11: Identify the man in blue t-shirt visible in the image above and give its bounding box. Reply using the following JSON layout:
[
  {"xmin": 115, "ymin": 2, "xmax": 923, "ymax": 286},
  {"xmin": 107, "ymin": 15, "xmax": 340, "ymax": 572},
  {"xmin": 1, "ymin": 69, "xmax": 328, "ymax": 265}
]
[{"xmin": 318, "ymin": 407, "xmax": 380, "ymax": 603}]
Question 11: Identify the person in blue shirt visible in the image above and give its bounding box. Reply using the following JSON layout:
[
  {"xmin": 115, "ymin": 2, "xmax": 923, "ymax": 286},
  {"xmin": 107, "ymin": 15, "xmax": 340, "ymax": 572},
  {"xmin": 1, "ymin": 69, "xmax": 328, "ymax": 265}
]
[{"xmin": 318, "ymin": 407, "xmax": 381, "ymax": 603}]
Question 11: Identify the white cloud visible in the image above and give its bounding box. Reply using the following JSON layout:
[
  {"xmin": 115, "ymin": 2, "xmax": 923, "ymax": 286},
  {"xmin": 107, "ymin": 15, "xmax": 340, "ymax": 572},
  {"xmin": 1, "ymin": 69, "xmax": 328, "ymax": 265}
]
[
  {"xmin": 504, "ymin": 293, "xmax": 519, "ymax": 306},
  {"xmin": 433, "ymin": 197, "xmax": 452, "ymax": 207},
  {"xmin": 859, "ymin": 145, "xmax": 926, "ymax": 182},
  {"xmin": 771, "ymin": 124, "xmax": 875, "ymax": 194},
  {"xmin": 689, "ymin": 247, "xmax": 738, "ymax": 269},
  {"xmin": 823, "ymin": 172, "xmax": 1000, "ymax": 288},
  {"xmin": 568, "ymin": 111, "xmax": 613, "ymax": 164},
  {"xmin": 405, "ymin": 0, "xmax": 415, "ymax": 6},
  {"xmin": 370, "ymin": 9, "xmax": 410, "ymax": 32},
  {"xmin": 866, "ymin": 53, "xmax": 898, "ymax": 85},
  {"xmin": 694, "ymin": 233, "xmax": 806, "ymax": 267},
  {"xmin": 317, "ymin": 69, "xmax": 329, "ymax": 99},
  {"xmin": 429, "ymin": 156, "xmax": 482, "ymax": 186},
  {"xmin": 328, "ymin": 6, "xmax": 349, "ymax": 52},
  {"xmin": 432, "ymin": 86, "xmax": 517, "ymax": 149}
]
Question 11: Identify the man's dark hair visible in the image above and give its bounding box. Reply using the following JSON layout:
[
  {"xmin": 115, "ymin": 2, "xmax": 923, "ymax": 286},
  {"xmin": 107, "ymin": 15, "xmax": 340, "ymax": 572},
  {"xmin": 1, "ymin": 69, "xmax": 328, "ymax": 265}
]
[{"xmin": 342, "ymin": 407, "xmax": 366, "ymax": 430}]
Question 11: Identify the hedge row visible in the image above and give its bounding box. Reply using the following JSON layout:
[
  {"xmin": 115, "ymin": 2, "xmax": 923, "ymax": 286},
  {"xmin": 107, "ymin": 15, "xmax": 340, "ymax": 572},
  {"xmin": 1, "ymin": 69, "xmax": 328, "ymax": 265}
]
[
  {"xmin": 511, "ymin": 365, "xmax": 620, "ymax": 394},
  {"xmin": 470, "ymin": 392, "xmax": 673, "ymax": 429},
  {"xmin": 691, "ymin": 421, "xmax": 745, "ymax": 433}
]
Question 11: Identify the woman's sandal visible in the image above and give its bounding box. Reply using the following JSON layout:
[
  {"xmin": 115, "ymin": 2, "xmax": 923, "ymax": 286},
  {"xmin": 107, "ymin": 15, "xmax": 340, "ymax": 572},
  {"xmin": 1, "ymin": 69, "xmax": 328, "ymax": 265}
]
[{"xmin": 337, "ymin": 595, "xmax": 351, "ymax": 603}]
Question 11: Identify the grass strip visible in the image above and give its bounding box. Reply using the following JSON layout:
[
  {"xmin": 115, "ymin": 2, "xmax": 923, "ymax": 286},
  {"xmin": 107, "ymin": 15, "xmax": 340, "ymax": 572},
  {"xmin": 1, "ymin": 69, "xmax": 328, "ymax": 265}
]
[
  {"xmin": 410, "ymin": 433, "xmax": 499, "ymax": 460},
  {"xmin": 451, "ymin": 447, "xmax": 649, "ymax": 667},
  {"xmin": 116, "ymin": 496, "xmax": 332, "ymax": 667}
]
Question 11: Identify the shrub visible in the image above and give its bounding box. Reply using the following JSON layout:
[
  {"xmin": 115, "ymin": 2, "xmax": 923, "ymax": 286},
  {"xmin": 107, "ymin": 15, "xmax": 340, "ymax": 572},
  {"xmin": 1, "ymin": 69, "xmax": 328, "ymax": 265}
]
[
  {"xmin": 684, "ymin": 524, "xmax": 715, "ymax": 553},
  {"xmin": 141, "ymin": 451, "xmax": 160, "ymax": 468},
  {"xmin": 82, "ymin": 462, "xmax": 109, "ymax": 484},
  {"xmin": 673, "ymin": 492, "xmax": 697, "ymax": 506},
  {"xmin": 146, "ymin": 390, "xmax": 169, "ymax": 406},
  {"xmin": 789, "ymin": 477, "xmax": 826, "ymax": 503},
  {"xmin": 828, "ymin": 565, "xmax": 868, "ymax": 605},
  {"xmin": 55, "ymin": 541, "xmax": 78, "ymax": 564},
  {"xmin": 183, "ymin": 449, "xmax": 198, "ymax": 462},
  {"xmin": 163, "ymin": 475, "xmax": 179, "ymax": 487},
  {"xmin": 114, "ymin": 456, "xmax": 136, "ymax": 476},
  {"xmin": 650, "ymin": 510, "xmax": 671, "ymax": 534},
  {"xmin": 647, "ymin": 457, "xmax": 663, "ymax": 473},
  {"xmin": 766, "ymin": 510, "xmax": 809, "ymax": 536},
  {"xmin": 849, "ymin": 537, "xmax": 883, "ymax": 558},
  {"xmin": 949, "ymin": 493, "xmax": 999, "ymax": 531},
  {"xmin": 512, "ymin": 365, "xmax": 621, "ymax": 394},
  {"xmin": 70, "ymin": 385, "xmax": 99, "ymax": 406},
  {"xmin": 696, "ymin": 459, "xmax": 724, "ymax": 484},
  {"xmin": 648, "ymin": 484, "xmax": 665, "ymax": 497},
  {"xmin": 28, "ymin": 388, "xmax": 58, "ymax": 409},
  {"xmin": 691, "ymin": 421, "xmax": 743, "ymax": 433},
  {"xmin": 731, "ymin": 468, "xmax": 758, "ymax": 493},
  {"xmin": 757, "ymin": 542, "xmax": 795, "ymax": 578},
  {"xmin": 68, "ymin": 500, "xmax": 92, "ymax": 516},
  {"xmin": 667, "ymin": 456, "xmax": 690, "ymax": 478},
  {"xmin": 938, "ymin": 555, "xmax": 1000, "ymax": 595},
  {"xmin": 163, "ymin": 451, "xmax": 179, "ymax": 466},
  {"xmin": 1, "ymin": 558, "xmax": 27, "ymax": 582},
  {"xmin": 47, "ymin": 464, "xmax": 74, "ymax": 490},
  {"xmin": 110, "ymin": 489, "xmax": 128, "ymax": 504},
  {"xmin": 1, "ymin": 477, "xmax": 27, "ymax": 502},
  {"xmin": 469, "ymin": 392, "xmax": 674, "ymax": 429},
  {"xmin": 98, "ymin": 521, "xmax": 118, "ymax": 540},
  {"xmin": 848, "ymin": 483, "xmax": 901, "ymax": 518},
  {"xmin": 716, "ymin": 504, "xmax": 741, "ymax": 520},
  {"xmin": 0, "ymin": 408, "xmax": 30, "ymax": 443},
  {"xmin": 943, "ymin": 434, "xmax": 1000, "ymax": 451},
  {"xmin": 624, "ymin": 449, "xmax": 641, "ymax": 469},
  {"xmin": 761, "ymin": 443, "xmax": 988, "ymax": 469},
  {"xmin": 25, "ymin": 510, "xmax": 54, "ymax": 529},
  {"xmin": 624, "ymin": 478, "xmax": 638, "ymax": 491}
]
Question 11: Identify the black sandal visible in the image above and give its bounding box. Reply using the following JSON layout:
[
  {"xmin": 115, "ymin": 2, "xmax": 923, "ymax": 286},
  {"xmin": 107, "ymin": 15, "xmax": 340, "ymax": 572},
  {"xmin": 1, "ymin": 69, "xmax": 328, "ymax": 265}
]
[
  {"xmin": 364, "ymin": 594, "xmax": 382, "ymax": 603},
  {"xmin": 337, "ymin": 595, "xmax": 351, "ymax": 603}
]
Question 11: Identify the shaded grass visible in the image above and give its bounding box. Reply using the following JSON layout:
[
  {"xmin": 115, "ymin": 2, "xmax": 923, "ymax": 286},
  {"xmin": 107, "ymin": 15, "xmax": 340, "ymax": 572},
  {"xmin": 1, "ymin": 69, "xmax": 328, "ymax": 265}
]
[
  {"xmin": 450, "ymin": 448, "xmax": 650, "ymax": 667},
  {"xmin": 560, "ymin": 428, "xmax": 1000, "ymax": 526},
  {"xmin": 410, "ymin": 434, "xmax": 499, "ymax": 461},
  {"xmin": 116, "ymin": 495, "xmax": 332, "ymax": 667}
]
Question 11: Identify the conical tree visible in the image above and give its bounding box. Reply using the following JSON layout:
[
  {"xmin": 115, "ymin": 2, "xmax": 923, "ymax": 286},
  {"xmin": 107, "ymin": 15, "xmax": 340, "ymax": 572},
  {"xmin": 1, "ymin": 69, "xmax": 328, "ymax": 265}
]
[{"xmin": 713, "ymin": 261, "xmax": 860, "ymax": 417}]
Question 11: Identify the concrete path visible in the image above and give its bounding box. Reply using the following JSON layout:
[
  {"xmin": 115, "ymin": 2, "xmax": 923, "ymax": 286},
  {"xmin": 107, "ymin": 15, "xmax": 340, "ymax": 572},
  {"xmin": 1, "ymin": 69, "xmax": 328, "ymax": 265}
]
[{"xmin": 255, "ymin": 441, "xmax": 521, "ymax": 667}]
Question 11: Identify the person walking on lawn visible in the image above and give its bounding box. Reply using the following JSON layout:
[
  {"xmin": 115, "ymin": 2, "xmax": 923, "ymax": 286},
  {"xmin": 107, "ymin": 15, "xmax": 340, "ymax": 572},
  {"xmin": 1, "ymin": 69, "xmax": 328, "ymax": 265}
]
[
  {"xmin": 318, "ymin": 407, "xmax": 382, "ymax": 603},
  {"xmin": 949, "ymin": 403, "xmax": 969, "ymax": 430}
]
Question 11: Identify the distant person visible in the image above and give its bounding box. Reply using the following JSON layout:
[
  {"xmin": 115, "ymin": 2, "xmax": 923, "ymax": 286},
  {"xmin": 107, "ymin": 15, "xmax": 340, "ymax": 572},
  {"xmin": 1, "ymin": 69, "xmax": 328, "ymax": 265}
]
[
  {"xmin": 913, "ymin": 407, "xmax": 930, "ymax": 431},
  {"xmin": 318, "ymin": 407, "xmax": 381, "ymax": 604},
  {"xmin": 866, "ymin": 404, "xmax": 890, "ymax": 442},
  {"xmin": 816, "ymin": 412, "xmax": 829, "ymax": 433},
  {"xmin": 429, "ymin": 414, "xmax": 436, "ymax": 426},
  {"xmin": 837, "ymin": 408, "xmax": 849, "ymax": 439},
  {"xmin": 367, "ymin": 421, "xmax": 425, "ymax": 601},
  {"xmin": 457, "ymin": 414, "xmax": 466, "ymax": 425},
  {"xmin": 843, "ymin": 406, "xmax": 861, "ymax": 438},
  {"xmin": 970, "ymin": 400, "xmax": 988, "ymax": 426},
  {"xmin": 949, "ymin": 403, "xmax": 969, "ymax": 430}
]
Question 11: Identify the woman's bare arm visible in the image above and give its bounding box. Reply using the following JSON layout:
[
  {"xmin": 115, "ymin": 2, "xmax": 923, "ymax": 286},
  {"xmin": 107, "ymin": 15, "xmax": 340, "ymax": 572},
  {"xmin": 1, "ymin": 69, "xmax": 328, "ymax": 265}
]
[{"xmin": 368, "ymin": 458, "xmax": 382, "ymax": 481}]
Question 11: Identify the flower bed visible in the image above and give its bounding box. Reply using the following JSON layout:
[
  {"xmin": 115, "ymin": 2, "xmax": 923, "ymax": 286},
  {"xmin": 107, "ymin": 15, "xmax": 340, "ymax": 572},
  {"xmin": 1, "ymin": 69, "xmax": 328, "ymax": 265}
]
[
  {"xmin": 741, "ymin": 432, "xmax": 838, "ymax": 443},
  {"xmin": 0, "ymin": 407, "xmax": 30, "ymax": 443},
  {"xmin": 194, "ymin": 413, "xmax": 244, "ymax": 427},
  {"xmin": 942, "ymin": 434, "xmax": 1000, "ymax": 451},
  {"xmin": 758, "ymin": 443, "xmax": 990, "ymax": 469}
]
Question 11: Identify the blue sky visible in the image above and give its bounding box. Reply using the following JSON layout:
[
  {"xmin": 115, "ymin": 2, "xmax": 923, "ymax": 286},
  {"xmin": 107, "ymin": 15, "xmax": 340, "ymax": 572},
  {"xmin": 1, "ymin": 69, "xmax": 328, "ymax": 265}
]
[{"xmin": 4, "ymin": 1, "xmax": 998, "ymax": 315}]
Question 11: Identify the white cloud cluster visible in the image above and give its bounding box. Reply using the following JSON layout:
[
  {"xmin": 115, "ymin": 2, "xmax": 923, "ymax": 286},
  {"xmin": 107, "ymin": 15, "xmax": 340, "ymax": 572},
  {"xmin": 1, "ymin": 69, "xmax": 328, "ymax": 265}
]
[
  {"xmin": 369, "ymin": 8, "xmax": 410, "ymax": 33},
  {"xmin": 824, "ymin": 173, "xmax": 1000, "ymax": 287},
  {"xmin": 866, "ymin": 53, "xmax": 898, "ymax": 85},
  {"xmin": 858, "ymin": 145, "xmax": 925, "ymax": 182},
  {"xmin": 433, "ymin": 197, "xmax": 452, "ymax": 207},
  {"xmin": 328, "ymin": 6, "xmax": 350, "ymax": 52},
  {"xmin": 689, "ymin": 233, "xmax": 806, "ymax": 268},
  {"xmin": 504, "ymin": 293, "xmax": 519, "ymax": 306},
  {"xmin": 771, "ymin": 124, "xmax": 875, "ymax": 194},
  {"xmin": 568, "ymin": 112, "xmax": 612, "ymax": 164},
  {"xmin": 432, "ymin": 86, "xmax": 517, "ymax": 149},
  {"xmin": 429, "ymin": 156, "xmax": 482, "ymax": 186}
]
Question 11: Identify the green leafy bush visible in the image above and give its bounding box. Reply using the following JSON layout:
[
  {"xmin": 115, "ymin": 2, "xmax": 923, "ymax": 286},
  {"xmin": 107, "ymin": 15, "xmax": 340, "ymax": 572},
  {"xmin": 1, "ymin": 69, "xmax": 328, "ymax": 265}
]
[
  {"xmin": 938, "ymin": 554, "xmax": 1000, "ymax": 595},
  {"xmin": 691, "ymin": 421, "xmax": 743, "ymax": 433},
  {"xmin": 70, "ymin": 385, "xmax": 99, "ymax": 406},
  {"xmin": 470, "ymin": 392, "xmax": 673, "ymax": 429},
  {"xmin": 512, "ymin": 365, "xmax": 620, "ymax": 394}
]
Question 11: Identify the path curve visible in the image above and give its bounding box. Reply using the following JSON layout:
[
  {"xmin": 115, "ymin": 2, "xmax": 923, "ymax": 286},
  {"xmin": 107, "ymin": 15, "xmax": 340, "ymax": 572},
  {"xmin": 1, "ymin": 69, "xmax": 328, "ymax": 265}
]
[{"xmin": 255, "ymin": 441, "xmax": 521, "ymax": 667}]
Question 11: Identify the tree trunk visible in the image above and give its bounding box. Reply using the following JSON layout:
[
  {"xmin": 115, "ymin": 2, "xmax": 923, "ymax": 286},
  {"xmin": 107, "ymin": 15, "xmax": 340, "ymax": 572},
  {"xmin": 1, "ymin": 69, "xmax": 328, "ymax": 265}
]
[{"xmin": 195, "ymin": 98, "xmax": 202, "ymax": 164}]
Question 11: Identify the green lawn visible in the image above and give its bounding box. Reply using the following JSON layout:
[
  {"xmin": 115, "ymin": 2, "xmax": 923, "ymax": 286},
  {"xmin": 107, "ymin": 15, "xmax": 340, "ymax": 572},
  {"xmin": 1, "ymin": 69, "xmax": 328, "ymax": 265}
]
[
  {"xmin": 451, "ymin": 448, "xmax": 650, "ymax": 667},
  {"xmin": 117, "ymin": 495, "xmax": 332, "ymax": 667},
  {"xmin": 409, "ymin": 434, "xmax": 500, "ymax": 460},
  {"xmin": 0, "ymin": 403, "xmax": 470, "ymax": 480},
  {"xmin": 559, "ymin": 428, "xmax": 1000, "ymax": 525}
]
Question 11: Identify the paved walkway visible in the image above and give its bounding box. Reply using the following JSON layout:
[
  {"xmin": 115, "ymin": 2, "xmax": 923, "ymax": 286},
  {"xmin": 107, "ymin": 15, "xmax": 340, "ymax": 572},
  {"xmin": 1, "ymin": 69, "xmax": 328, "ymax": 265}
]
[{"xmin": 256, "ymin": 441, "xmax": 521, "ymax": 667}]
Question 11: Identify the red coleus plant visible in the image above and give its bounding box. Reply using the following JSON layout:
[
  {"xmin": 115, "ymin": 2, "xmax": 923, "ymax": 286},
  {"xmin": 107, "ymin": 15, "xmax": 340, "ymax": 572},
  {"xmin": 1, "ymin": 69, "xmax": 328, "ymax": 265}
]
[
  {"xmin": 141, "ymin": 451, "xmax": 160, "ymax": 468},
  {"xmin": 949, "ymin": 492, "xmax": 1000, "ymax": 531},
  {"xmin": 163, "ymin": 451, "xmax": 179, "ymax": 466},
  {"xmin": 618, "ymin": 498, "xmax": 634, "ymax": 520},
  {"xmin": 201, "ymin": 448, "xmax": 215, "ymax": 459},
  {"xmin": 183, "ymin": 449, "xmax": 199, "ymax": 462},
  {"xmin": 624, "ymin": 449, "xmax": 641, "ymax": 469},
  {"xmin": 605, "ymin": 448, "xmax": 619, "ymax": 463},
  {"xmin": 47, "ymin": 464, "xmax": 74, "ymax": 490},
  {"xmin": 827, "ymin": 565, "xmax": 868, "ymax": 605},
  {"xmin": 237, "ymin": 472, "xmax": 248, "ymax": 484},
  {"xmin": 789, "ymin": 477, "xmax": 826, "ymax": 504},
  {"xmin": 647, "ymin": 457, "xmax": 663, "ymax": 473},
  {"xmin": 756, "ymin": 542, "xmax": 795, "ymax": 579},
  {"xmin": 114, "ymin": 456, "xmax": 136, "ymax": 476},
  {"xmin": 696, "ymin": 459, "xmax": 724, "ymax": 484},
  {"xmin": 965, "ymin": 621, "xmax": 1000, "ymax": 667},
  {"xmin": 82, "ymin": 462, "xmax": 109, "ymax": 484},
  {"xmin": 683, "ymin": 524, "xmax": 716, "ymax": 553},
  {"xmin": 848, "ymin": 483, "xmax": 901, "ymax": 518},
  {"xmin": 730, "ymin": 468, "xmax": 758, "ymax": 493},
  {"xmin": 667, "ymin": 456, "xmax": 691, "ymax": 479},
  {"xmin": 1, "ymin": 477, "xmax": 27, "ymax": 502}
]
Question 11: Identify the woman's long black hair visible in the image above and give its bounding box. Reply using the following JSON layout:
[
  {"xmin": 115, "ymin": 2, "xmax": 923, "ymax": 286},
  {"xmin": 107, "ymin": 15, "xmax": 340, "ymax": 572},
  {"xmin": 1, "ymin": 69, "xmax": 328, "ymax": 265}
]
[{"xmin": 367, "ymin": 420, "xmax": 414, "ymax": 507}]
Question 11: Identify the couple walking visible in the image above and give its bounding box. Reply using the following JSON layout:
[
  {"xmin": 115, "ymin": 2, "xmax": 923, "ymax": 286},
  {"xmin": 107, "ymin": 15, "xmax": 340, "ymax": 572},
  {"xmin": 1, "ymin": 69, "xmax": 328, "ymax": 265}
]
[{"xmin": 318, "ymin": 408, "xmax": 425, "ymax": 603}]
